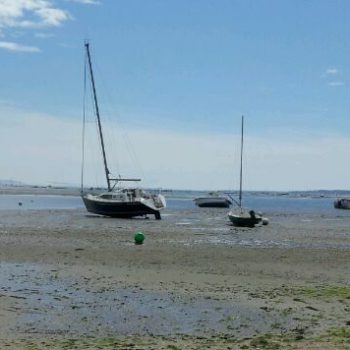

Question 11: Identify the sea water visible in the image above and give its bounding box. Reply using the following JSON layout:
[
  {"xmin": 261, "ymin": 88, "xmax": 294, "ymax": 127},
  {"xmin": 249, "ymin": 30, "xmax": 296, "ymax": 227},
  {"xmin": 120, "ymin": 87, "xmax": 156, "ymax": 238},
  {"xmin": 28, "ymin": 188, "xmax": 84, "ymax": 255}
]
[
  {"xmin": 0, "ymin": 194, "xmax": 82, "ymax": 210},
  {"xmin": 169, "ymin": 190, "xmax": 350, "ymax": 216},
  {"xmin": 0, "ymin": 190, "xmax": 348, "ymax": 216}
]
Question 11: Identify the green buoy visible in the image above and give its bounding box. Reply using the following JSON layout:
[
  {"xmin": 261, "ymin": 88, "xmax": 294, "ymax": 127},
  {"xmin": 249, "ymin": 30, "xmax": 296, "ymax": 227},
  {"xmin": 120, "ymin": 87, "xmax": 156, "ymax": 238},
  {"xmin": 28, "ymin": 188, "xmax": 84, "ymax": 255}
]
[{"xmin": 134, "ymin": 231, "xmax": 145, "ymax": 245}]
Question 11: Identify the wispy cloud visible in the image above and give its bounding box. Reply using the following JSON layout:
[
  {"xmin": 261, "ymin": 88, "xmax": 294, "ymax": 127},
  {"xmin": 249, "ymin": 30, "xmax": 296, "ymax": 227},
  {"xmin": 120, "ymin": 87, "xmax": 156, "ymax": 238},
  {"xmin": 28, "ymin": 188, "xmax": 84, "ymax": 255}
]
[
  {"xmin": 0, "ymin": 1, "xmax": 71, "ymax": 29},
  {"xmin": 34, "ymin": 32, "xmax": 54, "ymax": 38},
  {"xmin": 0, "ymin": 40, "xmax": 40, "ymax": 52},
  {"xmin": 326, "ymin": 68, "xmax": 338, "ymax": 75},
  {"xmin": 1, "ymin": 104, "xmax": 350, "ymax": 190},
  {"xmin": 322, "ymin": 68, "xmax": 345, "ymax": 86},
  {"xmin": 0, "ymin": 0, "xmax": 99, "ymax": 52},
  {"xmin": 65, "ymin": 0, "xmax": 101, "ymax": 4},
  {"xmin": 328, "ymin": 81, "xmax": 345, "ymax": 86}
]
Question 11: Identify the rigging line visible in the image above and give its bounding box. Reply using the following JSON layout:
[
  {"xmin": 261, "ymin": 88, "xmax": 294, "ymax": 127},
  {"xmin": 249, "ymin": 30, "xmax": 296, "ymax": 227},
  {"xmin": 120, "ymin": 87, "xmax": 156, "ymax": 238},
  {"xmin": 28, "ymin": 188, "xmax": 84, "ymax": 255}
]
[
  {"xmin": 94, "ymin": 72, "xmax": 123, "ymax": 177},
  {"xmin": 83, "ymin": 61, "xmax": 103, "ymax": 188},
  {"xmin": 91, "ymin": 59, "xmax": 121, "ymax": 175},
  {"xmin": 90, "ymin": 86, "xmax": 105, "ymax": 175},
  {"xmin": 85, "ymin": 42, "xmax": 111, "ymax": 191},
  {"xmin": 93, "ymin": 61, "xmax": 145, "ymax": 181},
  {"xmin": 230, "ymin": 129, "xmax": 239, "ymax": 197},
  {"xmin": 239, "ymin": 115, "xmax": 244, "ymax": 208},
  {"xmin": 85, "ymin": 66, "xmax": 110, "ymax": 189},
  {"xmin": 81, "ymin": 47, "xmax": 87, "ymax": 195}
]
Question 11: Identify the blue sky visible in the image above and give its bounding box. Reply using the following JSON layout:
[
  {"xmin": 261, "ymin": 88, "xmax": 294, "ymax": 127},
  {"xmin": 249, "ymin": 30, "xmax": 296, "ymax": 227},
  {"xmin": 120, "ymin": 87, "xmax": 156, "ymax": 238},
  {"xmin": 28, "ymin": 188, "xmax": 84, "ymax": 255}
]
[{"xmin": 0, "ymin": 0, "xmax": 349, "ymax": 190}]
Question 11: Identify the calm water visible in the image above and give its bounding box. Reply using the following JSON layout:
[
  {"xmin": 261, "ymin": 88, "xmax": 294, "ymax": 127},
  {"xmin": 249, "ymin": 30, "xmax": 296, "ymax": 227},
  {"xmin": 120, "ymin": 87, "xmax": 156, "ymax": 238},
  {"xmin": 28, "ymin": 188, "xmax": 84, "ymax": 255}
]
[
  {"xmin": 0, "ymin": 191, "xmax": 347, "ymax": 216},
  {"xmin": 0, "ymin": 194, "xmax": 83, "ymax": 210}
]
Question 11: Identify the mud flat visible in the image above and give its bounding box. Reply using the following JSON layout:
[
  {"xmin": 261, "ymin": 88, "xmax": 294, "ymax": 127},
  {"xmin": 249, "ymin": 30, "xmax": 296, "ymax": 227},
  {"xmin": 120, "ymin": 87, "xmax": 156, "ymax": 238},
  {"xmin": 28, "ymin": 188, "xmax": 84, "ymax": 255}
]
[{"xmin": 0, "ymin": 206, "xmax": 350, "ymax": 349}]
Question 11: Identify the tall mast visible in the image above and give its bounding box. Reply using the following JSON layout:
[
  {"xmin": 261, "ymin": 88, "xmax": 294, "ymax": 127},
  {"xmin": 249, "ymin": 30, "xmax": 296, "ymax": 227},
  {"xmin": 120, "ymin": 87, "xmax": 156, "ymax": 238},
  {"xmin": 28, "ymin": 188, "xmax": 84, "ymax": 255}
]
[
  {"xmin": 85, "ymin": 41, "xmax": 111, "ymax": 191},
  {"xmin": 239, "ymin": 115, "xmax": 244, "ymax": 208},
  {"xmin": 81, "ymin": 49, "xmax": 87, "ymax": 195}
]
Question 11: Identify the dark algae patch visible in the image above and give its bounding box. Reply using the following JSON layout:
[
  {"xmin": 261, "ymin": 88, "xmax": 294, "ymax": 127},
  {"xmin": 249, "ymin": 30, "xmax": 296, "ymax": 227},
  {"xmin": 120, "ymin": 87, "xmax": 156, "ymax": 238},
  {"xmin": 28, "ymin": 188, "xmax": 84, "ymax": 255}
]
[
  {"xmin": 2, "ymin": 331, "xmax": 350, "ymax": 349},
  {"xmin": 251, "ymin": 284, "xmax": 350, "ymax": 301},
  {"xmin": 291, "ymin": 285, "xmax": 350, "ymax": 300},
  {"xmin": 318, "ymin": 327, "xmax": 350, "ymax": 346}
]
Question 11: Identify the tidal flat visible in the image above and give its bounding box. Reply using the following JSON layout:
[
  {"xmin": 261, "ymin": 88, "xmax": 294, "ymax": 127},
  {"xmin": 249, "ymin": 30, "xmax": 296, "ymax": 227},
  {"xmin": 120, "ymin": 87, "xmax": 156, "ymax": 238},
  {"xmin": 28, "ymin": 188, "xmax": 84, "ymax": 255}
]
[{"xmin": 0, "ymin": 201, "xmax": 350, "ymax": 349}]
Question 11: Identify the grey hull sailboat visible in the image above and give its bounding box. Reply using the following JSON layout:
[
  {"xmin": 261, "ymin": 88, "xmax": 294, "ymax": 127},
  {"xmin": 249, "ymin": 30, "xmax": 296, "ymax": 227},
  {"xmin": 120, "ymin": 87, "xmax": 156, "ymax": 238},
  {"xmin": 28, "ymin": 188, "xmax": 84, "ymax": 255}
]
[
  {"xmin": 194, "ymin": 192, "xmax": 232, "ymax": 208},
  {"xmin": 334, "ymin": 198, "xmax": 350, "ymax": 209},
  {"xmin": 81, "ymin": 42, "xmax": 166, "ymax": 220},
  {"xmin": 228, "ymin": 116, "xmax": 268, "ymax": 227}
]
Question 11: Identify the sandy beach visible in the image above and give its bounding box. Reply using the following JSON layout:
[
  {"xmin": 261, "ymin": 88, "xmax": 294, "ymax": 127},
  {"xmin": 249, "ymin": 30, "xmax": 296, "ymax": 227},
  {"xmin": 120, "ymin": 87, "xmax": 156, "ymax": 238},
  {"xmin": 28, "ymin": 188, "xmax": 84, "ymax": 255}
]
[{"xmin": 0, "ymin": 196, "xmax": 350, "ymax": 349}]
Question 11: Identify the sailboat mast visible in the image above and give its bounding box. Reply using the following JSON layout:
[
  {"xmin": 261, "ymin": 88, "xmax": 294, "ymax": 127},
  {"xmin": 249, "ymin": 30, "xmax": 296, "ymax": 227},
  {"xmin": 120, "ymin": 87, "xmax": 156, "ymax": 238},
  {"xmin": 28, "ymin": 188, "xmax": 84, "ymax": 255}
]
[
  {"xmin": 239, "ymin": 115, "xmax": 244, "ymax": 208},
  {"xmin": 85, "ymin": 42, "xmax": 111, "ymax": 191}
]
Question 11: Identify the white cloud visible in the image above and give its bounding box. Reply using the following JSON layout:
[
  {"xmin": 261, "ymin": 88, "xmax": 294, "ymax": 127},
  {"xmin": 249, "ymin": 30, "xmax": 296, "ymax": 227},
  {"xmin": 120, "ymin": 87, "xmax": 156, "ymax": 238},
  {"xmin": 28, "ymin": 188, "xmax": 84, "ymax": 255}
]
[
  {"xmin": 0, "ymin": 0, "xmax": 98, "ymax": 52},
  {"xmin": 66, "ymin": 0, "xmax": 100, "ymax": 4},
  {"xmin": 34, "ymin": 6, "xmax": 71, "ymax": 26},
  {"xmin": 34, "ymin": 31, "xmax": 54, "ymax": 38},
  {"xmin": 326, "ymin": 68, "xmax": 338, "ymax": 75},
  {"xmin": 0, "ymin": 0, "xmax": 70, "ymax": 29},
  {"xmin": 0, "ymin": 40, "xmax": 40, "ymax": 51},
  {"xmin": 328, "ymin": 81, "xmax": 345, "ymax": 86},
  {"xmin": 1, "ymin": 104, "xmax": 350, "ymax": 191}
]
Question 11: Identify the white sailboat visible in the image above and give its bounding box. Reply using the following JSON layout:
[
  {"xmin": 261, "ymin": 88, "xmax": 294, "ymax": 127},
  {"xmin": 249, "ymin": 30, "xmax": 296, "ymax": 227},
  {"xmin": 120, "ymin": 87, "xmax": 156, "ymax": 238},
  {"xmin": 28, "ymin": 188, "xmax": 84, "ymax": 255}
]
[
  {"xmin": 81, "ymin": 42, "xmax": 166, "ymax": 219},
  {"xmin": 228, "ymin": 116, "xmax": 268, "ymax": 227}
]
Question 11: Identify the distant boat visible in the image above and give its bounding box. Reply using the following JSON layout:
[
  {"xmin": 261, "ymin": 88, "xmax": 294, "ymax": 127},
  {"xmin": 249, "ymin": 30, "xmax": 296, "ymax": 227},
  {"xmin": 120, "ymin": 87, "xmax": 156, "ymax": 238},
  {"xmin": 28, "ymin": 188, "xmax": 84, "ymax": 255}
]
[
  {"xmin": 194, "ymin": 192, "xmax": 232, "ymax": 208},
  {"xmin": 228, "ymin": 116, "xmax": 268, "ymax": 227},
  {"xmin": 81, "ymin": 42, "xmax": 166, "ymax": 219},
  {"xmin": 334, "ymin": 198, "xmax": 350, "ymax": 209}
]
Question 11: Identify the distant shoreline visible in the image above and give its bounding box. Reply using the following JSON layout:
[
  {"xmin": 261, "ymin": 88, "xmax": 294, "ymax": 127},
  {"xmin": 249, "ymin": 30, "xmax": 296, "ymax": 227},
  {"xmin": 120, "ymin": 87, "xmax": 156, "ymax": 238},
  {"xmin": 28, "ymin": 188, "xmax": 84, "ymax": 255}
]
[
  {"xmin": 0, "ymin": 186, "xmax": 81, "ymax": 197},
  {"xmin": 1, "ymin": 185, "xmax": 349, "ymax": 199}
]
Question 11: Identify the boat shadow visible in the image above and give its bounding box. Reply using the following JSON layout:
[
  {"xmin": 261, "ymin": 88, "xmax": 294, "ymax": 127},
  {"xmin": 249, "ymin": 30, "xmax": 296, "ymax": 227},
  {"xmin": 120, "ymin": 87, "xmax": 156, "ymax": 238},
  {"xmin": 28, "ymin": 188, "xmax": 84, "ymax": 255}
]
[{"xmin": 84, "ymin": 214, "xmax": 151, "ymax": 220}]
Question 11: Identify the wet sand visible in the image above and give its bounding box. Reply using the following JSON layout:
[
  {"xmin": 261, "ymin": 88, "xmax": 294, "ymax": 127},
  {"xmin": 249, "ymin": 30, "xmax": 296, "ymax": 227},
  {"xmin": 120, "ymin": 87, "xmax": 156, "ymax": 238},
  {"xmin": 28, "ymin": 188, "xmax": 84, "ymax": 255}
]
[{"xmin": 0, "ymin": 203, "xmax": 350, "ymax": 349}]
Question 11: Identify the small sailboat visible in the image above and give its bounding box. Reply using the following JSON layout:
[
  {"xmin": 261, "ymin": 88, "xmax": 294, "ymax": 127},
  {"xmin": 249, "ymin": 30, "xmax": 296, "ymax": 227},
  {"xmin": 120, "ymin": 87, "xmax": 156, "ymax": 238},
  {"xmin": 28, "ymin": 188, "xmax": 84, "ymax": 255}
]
[
  {"xmin": 228, "ymin": 116, "xmax": 268, "ymax": 227},
  {"xmin": 334, "ymin": 198, "xmax": 350, "ymax": 209},
  {"xmin": 81, "ymin": 42, "xmax": 166, "ymax": 219}
]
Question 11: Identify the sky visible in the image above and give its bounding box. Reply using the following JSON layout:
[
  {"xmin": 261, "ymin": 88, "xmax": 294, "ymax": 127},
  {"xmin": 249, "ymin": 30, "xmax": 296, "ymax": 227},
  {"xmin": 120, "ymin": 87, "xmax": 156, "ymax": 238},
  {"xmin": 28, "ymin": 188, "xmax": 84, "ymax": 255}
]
[{"xmin": 0, "ymin": 0, "xmax": 350, "ymax": 191}]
